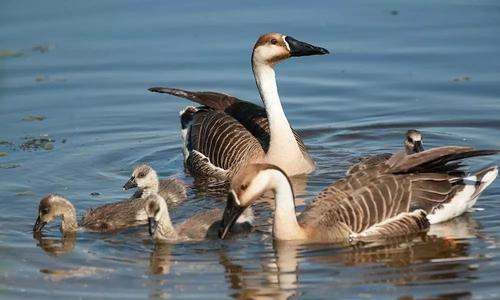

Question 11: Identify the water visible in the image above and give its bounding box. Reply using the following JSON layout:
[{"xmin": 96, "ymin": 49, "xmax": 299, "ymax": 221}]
[{"xmin": 1, "ymin": 0, "xmax": 500, "ymax": 299}]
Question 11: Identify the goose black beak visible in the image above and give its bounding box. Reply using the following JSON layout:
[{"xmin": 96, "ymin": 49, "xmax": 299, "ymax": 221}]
[
  {"xmin": 123, "ymin": 177, "xmax": 137, "ymax": 190},
  {"xmin": 148, "ymin": 217, "xmax": 158, "ymax": 236},
  {"xmin": 33, "ymin": 216, "xmax": 47, "ymax": 232},
  {"xmin": 285, "ymin": 36, "xmax": 330, "ymax": 57},
  {"xmin": 219, "ymin": 190, "xmax": 246, "ymax": 239},
  {"xmin": 414, "ymin": 141, "xmax": 424, "ymax": 153}
]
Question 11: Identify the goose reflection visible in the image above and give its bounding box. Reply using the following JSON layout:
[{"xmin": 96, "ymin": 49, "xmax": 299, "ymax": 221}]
[
  {"xmin": 217, "ymin": 241, "xmax": 301, "ymax": 300},
  {"xmin": 33, "ymin": 231, "xmax": 76, "ymax": 256},
  {"xmin": 216, "ymin": 214, "xmax": 484, "ymax": 298},
  {"xmin": 149, "ymin": 243, "xmax": 173, "ymax": 275}
]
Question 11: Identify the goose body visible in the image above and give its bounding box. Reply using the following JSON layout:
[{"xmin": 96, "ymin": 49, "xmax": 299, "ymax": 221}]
[
  {"xmin": 33, "ymin": 194, "xmax": 150, "ymax": 234},
  {"xmin": 149, "ymin": 33, "xmax": 329, "ymax": 181},
  {"xmin": 144, "ymin": 194, "xmax": 253, "ymax": 242},
  {"xmin": 123, "ymin": 164, "xmax": 187, "ymax": 204},
  {"xmin": 220, "ymin": 146, "xmax": 498, "ymax": 242}
]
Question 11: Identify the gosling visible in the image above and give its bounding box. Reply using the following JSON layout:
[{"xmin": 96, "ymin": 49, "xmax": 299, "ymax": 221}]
[
  {"xmin": 144, "ymin": 193, "xmax": 253, "ymax": 242},
  {"xmin": 123, "ymin": 164, "xmax": 187, "ymax": 204},
  {"xmin": 33, "ymin": 194, "xmax": 149, "ymax": 234}
]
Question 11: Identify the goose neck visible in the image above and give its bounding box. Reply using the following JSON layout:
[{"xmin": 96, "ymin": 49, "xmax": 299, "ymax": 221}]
[
  {"xmin": 267, "ymin": 169, "xmax": 305, "ymax": 240},
  {"xmin": 156, "ymin": 206, "xmax": 178, "ymax": 241},
  {"xmin": 252, "ymin": 62, "xmax": 302, "ymax": 167},
  {"xmin": 60, "ymin": 204, "xmax": 78, "ymax": 233}
]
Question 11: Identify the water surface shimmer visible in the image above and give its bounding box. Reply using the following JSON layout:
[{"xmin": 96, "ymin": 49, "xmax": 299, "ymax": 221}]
[{"xmin": 1, "ymin": 1, "xmax": 500, "ymax": 299}]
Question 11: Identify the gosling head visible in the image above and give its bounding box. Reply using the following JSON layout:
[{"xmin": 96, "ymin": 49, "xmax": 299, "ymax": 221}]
[
  {"xmin": 144, "ymin": 194, "xmax": 168, "ymax": 237},
  {"xmin": 252, "ymin": 32, "xmax": 329, "ymax": 67},
  {"xmin": 123, "ymin": 164, "xmax": 159, "ymax": 193},
  {"xmin": 404, "ymin": 129, "xmax": 424, "ymax": 155},
  {"xmin": 33, "ymin": 194, "xmax": 77, "ymax": 233},
  {"xmin": 219, "ymin": 164, "xmax": 289, "ymax": 239}
]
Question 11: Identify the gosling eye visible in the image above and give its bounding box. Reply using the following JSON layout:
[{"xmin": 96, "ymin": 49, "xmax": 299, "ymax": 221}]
[
  {"xmin": 407, "ymin": 137, "xmax": 413, "ymax": 143},
  {"xmin": 137, "ymin": 172, "xmax": 146, "ymax": 179},
  {"xmin": 41, "ymin": 208, "xmax": 50, "ymax": 214},
  {"xmin": 240, "ymin": 184, "xmax": 248, "ymax": 191},
  {"xmin": 270, "ymin": 39, "xmax": 278, "ymax": 45}
]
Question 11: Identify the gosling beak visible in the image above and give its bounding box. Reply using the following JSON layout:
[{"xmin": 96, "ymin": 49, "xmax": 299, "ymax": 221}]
[
  {"xmin": 33, "ymin": 216, "xmax": 47, "ymax": 232},
  {"xmin": 285, "ymin": 36, "xmax": 330, "ymax": 57},
  {"xmin": 413, "ymin": 141, "xmax": 424, "ymax": 153},
  {"xmin": 123, "ymin": 177, "xmax": 137, "ymax": 190},
  {"xmin": 219, "ymin": 190, "xmax": 246, "ymax": 239},
  {"xmin": 148, "ymin": 217, "xmax": 158, "ymax": 236}
]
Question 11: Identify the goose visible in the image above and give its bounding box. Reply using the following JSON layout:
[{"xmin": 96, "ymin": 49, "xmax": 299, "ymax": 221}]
[
  {"xmin": 149, "ymin": 32, "xmax": 329, "ymax": 181},
  {"xmin": 33, "ymin": 194, "xmax": 151, "ymax": 234},
  {"xmin": 123, "ymin": 164, "xmax": 187, "ymax": 203},
  {"xmin": 144, "ymin": 193, "xmax": 253, "ymax": 242},
  {"xmin": 219, "ymin": 151, "xmax": 498, "ymax": 242},
  {"xmin": 347, "ymin": 129, "xmax": 424, "ymax": 175}
]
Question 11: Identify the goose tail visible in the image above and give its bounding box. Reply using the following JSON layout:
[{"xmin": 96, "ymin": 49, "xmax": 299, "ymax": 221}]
[
  {"xmin": 149, "ymin": 86, "xmax": 237, "ymax": 110},
  {"xmin": 427, "ymin": 165, "xmax": 498, "ymax": 224}
]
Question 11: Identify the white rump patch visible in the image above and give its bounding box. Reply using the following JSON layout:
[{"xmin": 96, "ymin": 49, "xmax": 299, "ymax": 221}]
[{"xmin": 427, "ymin": 176, "xmax": 477, "ymax": 224}]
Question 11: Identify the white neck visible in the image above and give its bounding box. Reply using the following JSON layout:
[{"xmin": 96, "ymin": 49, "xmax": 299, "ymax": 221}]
[
  {"xmin": 252, "ymin": 62, "xmax": 304, "ymax": 171},
  {"xmin": 141, "ymin": 177, "xmax": 159, "ymax": 197},
  {"xmin": 155, "ymin": 204, "xmax": 178, "ymax": 241},
  {"xmin": 265, "ymin": 170, "xmax": 305, "ymax": 240}
]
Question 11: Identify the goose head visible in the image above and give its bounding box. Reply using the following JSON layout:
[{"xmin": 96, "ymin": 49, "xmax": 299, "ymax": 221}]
[
  {"xmin": 219, "ymin": 164, "xmax": 290, "ymax": 238},
  {"xmin": 33, "ymin": 194, "xmax": 77, "ymax": 233},
  {"xmin": 144, "ymin": 194, "xmax": 168, "ymax": 237},
  {"xmin": 123, "ymin": 164, "xmax": 159, "ymax": 192},
  {"xmin": 404, "ymin": 129, "xmax": 424, "ymax": 154},
  {"xmin": 252, "ymin": 33, "xmax": 329, "ymax": 67}
]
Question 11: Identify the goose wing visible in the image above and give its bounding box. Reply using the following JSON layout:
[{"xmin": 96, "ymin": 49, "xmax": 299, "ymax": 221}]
[
  {"xmin": 346, "ymin": 153, "xmax": 392, "ymax": 175},
  {"xmin": 300, "ymin": 175, "xmax": 415, "ymax": 235},
  {"xmin": 385, "ymin": 146, "xmax": 500, "ymax": 173},
  {"xmin": 149, "ymin": 87, "xmax": 309, "ymax": 155},
  {"xmin": 351, "ymin": 210, "xmax": 429, "ymax": 242},
  {"xmin": 158, "ymin": 178, "xmax": 187, "ymax": 203},
  {"xmin": 174, "ymin": 209, "xmax": 222, "ymax": 240},
  {"xmin": 80, "ymin": 198, "xmax": 147, "ymax": 232},
  {"xmin": 186, "ymin": 109, "xmax": 266, "ymax": 177}
]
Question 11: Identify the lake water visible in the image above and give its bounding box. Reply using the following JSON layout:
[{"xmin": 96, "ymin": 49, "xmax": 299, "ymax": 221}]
[{"xmin": 1, "ymin": 1, "xmax": 500, "ymax": 299}]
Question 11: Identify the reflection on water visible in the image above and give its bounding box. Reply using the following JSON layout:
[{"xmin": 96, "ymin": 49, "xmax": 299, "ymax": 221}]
[
  {"xmin": 1, "ymin": 0, "xmax": 500, "ymax": 299},
  {"xmin": 33, "ymin": 232, "xmax": 76, "ymax": 256}
]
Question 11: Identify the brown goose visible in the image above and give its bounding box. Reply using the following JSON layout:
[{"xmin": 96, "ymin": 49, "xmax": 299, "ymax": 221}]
[
  {"xmin": 219, "ymin": 153, "xmax": 498, "ymax": 242},
  {"xmin": 123, "ymin": 164, "xmax": 187, "ymax": 203},
  {"xmin": 33, "ymin": 194, "xmax": 150, "ymax": 234},
  {"xmin": 149, "ymin": 33, "xmax": 329, "ymax": 181},
  {"xmin": 144, "ymin": 193, "xmax": 253, "ymax": 242},
  {"xmin": 347, "ymin": 129, "xmax": 424, "ymax": 175}
]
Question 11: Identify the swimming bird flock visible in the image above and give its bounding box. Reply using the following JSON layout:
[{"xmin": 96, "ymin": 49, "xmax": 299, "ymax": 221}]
[{"xmin": 34, "ymin": 33, "xmax": 499, "ymax": 247}]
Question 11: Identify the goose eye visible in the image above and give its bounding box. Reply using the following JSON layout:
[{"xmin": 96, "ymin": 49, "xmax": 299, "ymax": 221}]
[{"xmin": 270, "ymin": 39, "xmax": 278, "ymax": 45}]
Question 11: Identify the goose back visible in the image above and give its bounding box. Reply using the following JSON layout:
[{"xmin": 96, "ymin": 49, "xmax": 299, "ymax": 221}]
[
  {"xmin": 80, "ymin": 197, "xmax": 148, "ymax": 232},
  {"xmin": 150, "ymin": 87, "xmax": 311, "ymax": 179}
]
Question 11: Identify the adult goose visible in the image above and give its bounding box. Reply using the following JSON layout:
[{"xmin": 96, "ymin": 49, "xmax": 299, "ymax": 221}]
[
  {"xmin": 347, "ymin": 129, "xmax": 424, "ymax": 175},
  {"xmin": 149, "ymin": 33, "xmax": 329, "ymax": 181},
  {"xmin": 219, "ymin": 150, "xmax": 498, "ymax": 242}
]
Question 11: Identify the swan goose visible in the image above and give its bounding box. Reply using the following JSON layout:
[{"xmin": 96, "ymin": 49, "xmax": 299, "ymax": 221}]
[
  {"xmin": 219, "ymin": 145, "xmax": 498, "ymax": 242},
  {"xmin": 149, "ymin": 33, "xmax": 329, "ymax": 181}
]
